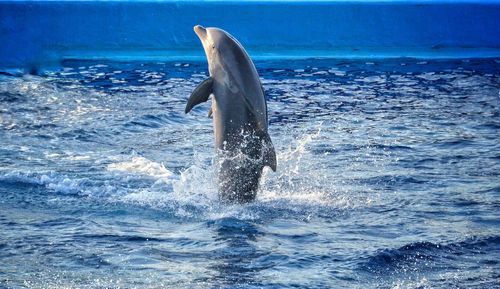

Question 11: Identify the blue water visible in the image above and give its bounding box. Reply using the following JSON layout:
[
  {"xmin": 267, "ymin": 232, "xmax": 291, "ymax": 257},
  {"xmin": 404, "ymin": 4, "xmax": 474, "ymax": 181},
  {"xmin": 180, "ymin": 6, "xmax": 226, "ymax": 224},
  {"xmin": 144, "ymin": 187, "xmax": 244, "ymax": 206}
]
[{"xmin": 0, "ymin": 58, "xmax": 499, "ymax": 288}]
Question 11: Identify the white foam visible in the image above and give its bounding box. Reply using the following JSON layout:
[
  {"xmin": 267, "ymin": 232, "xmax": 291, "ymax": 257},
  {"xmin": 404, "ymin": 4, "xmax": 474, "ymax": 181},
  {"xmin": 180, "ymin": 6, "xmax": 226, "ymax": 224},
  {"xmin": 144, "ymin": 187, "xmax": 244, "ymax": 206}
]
[
  {"xmin": 107, "ymin": 156, "xmax": 172, "ymax": 179},
  {"xmin": 42, "ymin": 175, "xmax": 83, "ymax": 195},
  {"xmin": 66, "ymin": 155, "xmax": 91, "ymax": 161},
  {"xmin": 0, "ymin": 170, "xmax": 96, "ymax": 196},
  {"xmin": 121, "ymin": 189, "xmax": 172, "ymax": 208},
  {"xmin": 171, "ymin": 153, "xmax": 218, "ymax": 204},
  {"xmin": 104, "ymin": 153, "xmax": 218, "ymax": 212}
]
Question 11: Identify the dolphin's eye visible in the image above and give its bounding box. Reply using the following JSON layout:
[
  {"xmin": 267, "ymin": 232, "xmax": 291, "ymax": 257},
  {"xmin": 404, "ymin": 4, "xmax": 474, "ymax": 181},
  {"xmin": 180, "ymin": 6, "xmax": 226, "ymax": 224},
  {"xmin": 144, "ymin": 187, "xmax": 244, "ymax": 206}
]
[{"xmin": 212, "ymin": 44, "xmax": 215, "ymax": 50}]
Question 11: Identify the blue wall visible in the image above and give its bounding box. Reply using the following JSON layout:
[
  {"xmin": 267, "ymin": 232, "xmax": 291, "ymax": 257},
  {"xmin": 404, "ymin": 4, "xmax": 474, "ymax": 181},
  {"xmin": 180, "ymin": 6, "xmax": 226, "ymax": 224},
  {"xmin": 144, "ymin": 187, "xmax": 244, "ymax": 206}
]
[{"xmin": 1, "ymin": 1, "xmax": 500, "ymax": 69}]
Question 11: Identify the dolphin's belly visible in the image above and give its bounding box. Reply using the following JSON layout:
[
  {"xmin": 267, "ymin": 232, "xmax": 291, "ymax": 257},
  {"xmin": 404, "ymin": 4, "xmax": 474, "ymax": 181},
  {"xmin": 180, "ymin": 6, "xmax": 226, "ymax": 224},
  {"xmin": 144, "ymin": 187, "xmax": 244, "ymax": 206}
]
[{"xmin": 212, "ymin": 92, "xmax": 263, "ymax": 151}]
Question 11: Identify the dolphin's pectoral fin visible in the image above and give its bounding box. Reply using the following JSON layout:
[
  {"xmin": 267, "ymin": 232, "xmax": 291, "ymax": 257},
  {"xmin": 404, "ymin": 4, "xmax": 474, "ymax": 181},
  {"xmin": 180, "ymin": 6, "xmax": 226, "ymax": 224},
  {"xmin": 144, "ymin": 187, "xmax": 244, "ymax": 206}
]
[
  {"xmin": 185, "ymin": 78, "xmax": 213, "ymax": 114},
  {"xmin": 208, "ymin": 107, "xmax": 213, "ymax": 118},
  {"xmin": 262, "ymin": 132, "xmax": 277, "ymax": 172}
]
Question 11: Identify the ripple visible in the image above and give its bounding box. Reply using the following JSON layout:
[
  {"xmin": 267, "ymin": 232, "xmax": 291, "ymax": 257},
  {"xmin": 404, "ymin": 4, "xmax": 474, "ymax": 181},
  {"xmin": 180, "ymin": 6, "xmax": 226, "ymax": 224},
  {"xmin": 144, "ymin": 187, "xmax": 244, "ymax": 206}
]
[
  {"xmin": 1, "ymin": 58, "xmax": 499, "ymax": 288},
  {"xmin": 360, "ymin": 235, "xmax": 500, "ymax": 274}
]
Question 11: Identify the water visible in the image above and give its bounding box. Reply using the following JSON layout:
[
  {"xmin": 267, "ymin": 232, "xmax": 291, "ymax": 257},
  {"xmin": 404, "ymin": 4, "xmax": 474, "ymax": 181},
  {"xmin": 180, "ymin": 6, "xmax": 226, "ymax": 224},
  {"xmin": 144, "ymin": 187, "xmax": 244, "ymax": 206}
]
[{"xmin": 0, "ymin": 58, "xmax": 499, "ymax": 288}]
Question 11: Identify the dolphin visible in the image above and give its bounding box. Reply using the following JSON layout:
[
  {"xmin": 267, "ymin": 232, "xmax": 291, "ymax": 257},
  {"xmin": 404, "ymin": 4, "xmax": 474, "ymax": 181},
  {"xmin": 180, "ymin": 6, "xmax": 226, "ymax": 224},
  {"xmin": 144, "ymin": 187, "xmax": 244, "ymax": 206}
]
[{"xmin": 185, "ymin": 25, "xmax": 276, "ymax": 203}]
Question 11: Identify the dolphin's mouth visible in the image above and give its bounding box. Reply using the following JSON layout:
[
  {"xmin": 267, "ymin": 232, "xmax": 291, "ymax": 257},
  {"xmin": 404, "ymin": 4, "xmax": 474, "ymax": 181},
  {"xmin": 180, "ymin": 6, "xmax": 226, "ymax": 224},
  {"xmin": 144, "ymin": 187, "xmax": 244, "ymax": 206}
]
[
  {"xmin": 193, "ymin": 25, "xmax": 211, "ymax": 61},
  {"xmin": 194, "ymin": 25, "xmax": 207, "ymax": 39}
]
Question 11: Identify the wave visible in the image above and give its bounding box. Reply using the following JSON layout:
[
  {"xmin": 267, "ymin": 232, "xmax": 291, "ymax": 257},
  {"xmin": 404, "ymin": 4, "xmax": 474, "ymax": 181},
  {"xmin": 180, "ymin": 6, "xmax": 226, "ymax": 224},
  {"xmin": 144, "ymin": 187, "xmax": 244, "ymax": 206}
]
[
  {"xmin": 107, "ymin": 123, "xmax": 363, "ymax": 216},
  {"xmin": 0, "ymin": 170, "xmax": 112, "ymax": 197},
  {"xmin": 360, "ymin": 235, "xmax": 500, "ymax": 274},
  {"xmin": 0, "ymin": 124, "xmax": 373, "ymax": 222},
  {"xmin": 107, "ymin": 156, "xmax": 173, "ymax": 179}
]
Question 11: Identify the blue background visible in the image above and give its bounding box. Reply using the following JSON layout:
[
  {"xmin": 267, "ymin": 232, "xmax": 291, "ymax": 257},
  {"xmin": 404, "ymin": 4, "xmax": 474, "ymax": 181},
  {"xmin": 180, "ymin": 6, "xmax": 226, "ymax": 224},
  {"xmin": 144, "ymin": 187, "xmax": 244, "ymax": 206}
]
[{"xmin": 1, "ymin": 0, "xmax": 500, "ymax": 70}]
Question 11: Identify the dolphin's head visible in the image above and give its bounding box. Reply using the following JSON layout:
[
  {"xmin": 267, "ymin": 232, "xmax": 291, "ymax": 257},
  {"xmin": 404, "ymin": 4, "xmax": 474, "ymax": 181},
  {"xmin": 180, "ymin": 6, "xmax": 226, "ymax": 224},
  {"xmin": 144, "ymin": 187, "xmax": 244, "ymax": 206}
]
[{"xmin": 194, "ymin": 25, "xmax": 244, "ymax": 75}]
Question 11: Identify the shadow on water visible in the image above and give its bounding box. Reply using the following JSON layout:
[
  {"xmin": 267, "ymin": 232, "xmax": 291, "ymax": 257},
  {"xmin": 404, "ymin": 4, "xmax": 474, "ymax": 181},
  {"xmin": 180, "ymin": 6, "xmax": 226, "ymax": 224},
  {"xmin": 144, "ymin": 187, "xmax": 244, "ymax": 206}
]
[{"xmin": 207, "ymin": 217, "xmax": 267, "ymax": 287}]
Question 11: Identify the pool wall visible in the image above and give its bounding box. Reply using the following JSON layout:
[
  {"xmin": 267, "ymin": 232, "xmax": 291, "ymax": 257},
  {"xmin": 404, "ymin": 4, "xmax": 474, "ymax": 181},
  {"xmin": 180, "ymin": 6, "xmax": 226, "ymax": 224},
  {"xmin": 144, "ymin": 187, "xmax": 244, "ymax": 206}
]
[{"xmin": 1, "ymin": 1, "xmax": 500, "ymax": 69}]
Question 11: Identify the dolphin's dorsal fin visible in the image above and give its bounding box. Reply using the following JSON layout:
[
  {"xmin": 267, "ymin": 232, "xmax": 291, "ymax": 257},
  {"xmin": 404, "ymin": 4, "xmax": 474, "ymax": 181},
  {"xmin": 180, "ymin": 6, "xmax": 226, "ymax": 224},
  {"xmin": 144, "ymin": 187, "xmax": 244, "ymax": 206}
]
[
  {"xmin": 262, "ymin": 132, "xmax": 277, "ymax": 171},
  {"xmin": 185, "ymin": 78, "xmax": 213, "ymax": 113}
]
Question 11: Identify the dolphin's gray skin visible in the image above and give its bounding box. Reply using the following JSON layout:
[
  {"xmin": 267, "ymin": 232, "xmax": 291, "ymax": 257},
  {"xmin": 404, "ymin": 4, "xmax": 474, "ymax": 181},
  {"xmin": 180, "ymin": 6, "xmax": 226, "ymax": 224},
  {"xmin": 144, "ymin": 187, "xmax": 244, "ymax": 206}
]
[{"xmin": 185, "ymin": 25, "xmax": 276, "ymax": 203}]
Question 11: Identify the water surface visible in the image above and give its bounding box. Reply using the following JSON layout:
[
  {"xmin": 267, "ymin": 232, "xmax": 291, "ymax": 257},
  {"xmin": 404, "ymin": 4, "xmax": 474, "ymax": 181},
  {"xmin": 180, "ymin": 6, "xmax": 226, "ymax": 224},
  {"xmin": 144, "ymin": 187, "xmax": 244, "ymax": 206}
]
[{"xmin": 0, "ymin": 58, "xmax": 499, "ymax": 288}]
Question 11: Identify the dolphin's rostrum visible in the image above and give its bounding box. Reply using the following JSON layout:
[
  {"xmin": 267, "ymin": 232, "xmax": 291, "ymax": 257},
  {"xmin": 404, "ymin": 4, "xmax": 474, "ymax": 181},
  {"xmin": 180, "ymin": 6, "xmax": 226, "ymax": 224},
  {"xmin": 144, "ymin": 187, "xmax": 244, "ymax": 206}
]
[{"xmin": 185, "ymin": 25, "xmax": 276, "ymax": 203}]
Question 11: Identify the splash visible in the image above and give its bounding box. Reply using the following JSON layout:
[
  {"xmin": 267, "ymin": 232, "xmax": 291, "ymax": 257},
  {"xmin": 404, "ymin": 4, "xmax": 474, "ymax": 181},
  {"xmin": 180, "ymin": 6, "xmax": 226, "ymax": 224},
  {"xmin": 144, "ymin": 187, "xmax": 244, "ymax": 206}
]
[
  {"xmin": 104, "ymin": 153, "xmax": 219, "ymax": 216},
  {"xmin": 107, "ymin": 156, "xmax": 172, "ymax": 179},
  {"xmin": 78, "ymin": 123, "xmax": 357, "ymax": 221},
  {"xmin": 259, "ymin": 122, "xmax": 353, "ymax": 208},
  {"xmin": 95, "ymin": 121, "xmax": 375, "ymax": 221}
]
